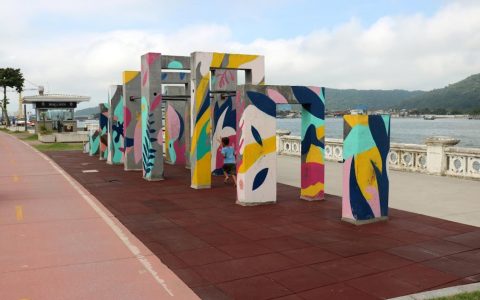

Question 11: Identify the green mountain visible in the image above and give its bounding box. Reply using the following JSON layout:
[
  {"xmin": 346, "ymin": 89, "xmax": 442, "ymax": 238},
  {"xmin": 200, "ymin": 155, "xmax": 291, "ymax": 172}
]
[
  {"xmin": 75, "ymin": 106, "xmax": 99, "ymax": 117},
  {"xmin": 399, "ymin": 73, "xmax": 480, "ymax": 113},
  {"xmin": 325, "ymin": 88, "xmax": 425, "ymax": 111}
]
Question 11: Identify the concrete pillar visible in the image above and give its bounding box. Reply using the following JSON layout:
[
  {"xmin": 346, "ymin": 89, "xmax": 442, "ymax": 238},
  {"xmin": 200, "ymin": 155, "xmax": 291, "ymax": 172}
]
[
  {"xmin": 425, "ymin": 136, "xmax": 460, "ymax": 175},
  {"xmin": 342, "ymin": 115, "xmax": 390, "ymax": 225},
  {"xmin": 164, "ymin": 86, "xmax": 187, "ymax": 166},
  {"xmin": 140, "ymin": 53, "xmax": 164, "ymax": 181},
  {"xmin": 99, "ymin": 103, "xmax": 109, "ymax": 160},
  {"xmin": 122, "ymin": 71, "xmax": 142, "ymax": 171},
  {"xmin": 89, "ymin": 129, "xmax": 100, "ymax": 156},
  {"xmin": 107, "ymin": 85, "xmax": 124, "ymax": 165}
]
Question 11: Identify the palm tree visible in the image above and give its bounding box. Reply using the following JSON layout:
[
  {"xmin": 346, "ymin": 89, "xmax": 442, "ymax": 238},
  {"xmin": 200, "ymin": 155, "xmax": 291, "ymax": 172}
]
[{"xmin": 0, "ymin": 68, "xmax": 24, "ymax": 126}]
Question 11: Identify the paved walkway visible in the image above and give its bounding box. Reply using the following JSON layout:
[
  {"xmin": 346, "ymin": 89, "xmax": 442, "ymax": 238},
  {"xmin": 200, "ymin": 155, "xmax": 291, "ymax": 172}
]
[
  {"xmin": 48, "ymin": 150, "xmax": 480, "ymax": 300},
  {"xmin": 277, "ymin": 155, "xmax": 480, "ymax": 227},
  {"xmin": 0, "ymin": 132, "xmax": 199, "ymax": 300}
]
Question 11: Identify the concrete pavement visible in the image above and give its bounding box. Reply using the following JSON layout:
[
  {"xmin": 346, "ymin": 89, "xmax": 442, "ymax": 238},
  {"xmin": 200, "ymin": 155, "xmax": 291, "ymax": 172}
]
[
  {"xmin": 277, "ymin": 155, "xmax": 480, "ymax": 227},
  {"xmin": 0, "ymin": 132, "xmax": 199, "ymax": 300}
]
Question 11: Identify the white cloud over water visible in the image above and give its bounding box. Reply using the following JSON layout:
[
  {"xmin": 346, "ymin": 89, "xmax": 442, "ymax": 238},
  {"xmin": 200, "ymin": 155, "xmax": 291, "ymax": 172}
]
[{"xmin": 1, "ymin": 0, "xmax": 480, "ymax": 110}]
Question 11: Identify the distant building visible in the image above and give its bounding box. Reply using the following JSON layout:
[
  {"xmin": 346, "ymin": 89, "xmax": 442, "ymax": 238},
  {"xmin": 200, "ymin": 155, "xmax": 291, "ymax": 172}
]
[{"xmin": 22, "ymin": 87, "xmax": 90, "ymax": 133}]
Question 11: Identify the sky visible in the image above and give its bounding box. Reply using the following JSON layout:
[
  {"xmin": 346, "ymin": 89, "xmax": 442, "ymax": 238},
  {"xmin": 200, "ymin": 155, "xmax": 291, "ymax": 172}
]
[{"xmin": 1, "ymin": 0, "xmax": 480, "ymax": 111}]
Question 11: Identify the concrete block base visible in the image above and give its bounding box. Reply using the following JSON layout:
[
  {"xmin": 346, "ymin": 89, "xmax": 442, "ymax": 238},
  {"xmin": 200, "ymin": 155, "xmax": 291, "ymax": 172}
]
[
  {"xmin": 300, "ymin": 196, "xmax": 325, "ymax": 201},
  {"xmin": 191, "ymin": 184, "xmax": 211, "ymax": 189},
  {"xmin": 143, "ymin": 177, "xmax": 165, "ymax": 181},
  {"xmin": 236, "ymin": 200, "xmax": 276, "ymax": 206},
  {"xmin": 342, "ymin": 216, "xmax": 388, "ymax": 226}
]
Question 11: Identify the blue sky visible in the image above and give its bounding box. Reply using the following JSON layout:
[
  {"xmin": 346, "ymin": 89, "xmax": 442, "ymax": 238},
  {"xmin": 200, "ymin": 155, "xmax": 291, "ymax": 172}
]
[
  {"xmin": 1, "ymin": 0, "xmax": 479, "ymax": 110},
  {"xmin": 29, "ymin": 0, "xmax": 445, "ymax": 42}
]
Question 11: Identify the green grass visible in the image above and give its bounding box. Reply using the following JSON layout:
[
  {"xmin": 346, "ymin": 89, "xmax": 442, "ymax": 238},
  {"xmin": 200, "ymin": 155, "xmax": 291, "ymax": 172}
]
[
  {"xmin": 20, "ymin": 134, "xmax": 38, "ymax": 141},
  {"xmin": 429, "ymin": 290, "xmax": 480, "ymax": 300},
  {"xmin": 33, "ymin": 143, "xmax": 83, "ymax": 152}
]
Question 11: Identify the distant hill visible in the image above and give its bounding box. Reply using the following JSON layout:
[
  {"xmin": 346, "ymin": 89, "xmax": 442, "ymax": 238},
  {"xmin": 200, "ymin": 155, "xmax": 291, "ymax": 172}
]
[
  {"xmin": 399, "ymin": 73, "xmax": 480, "ymax": 113},
  {"xmin": 75, "ymin": 106, "xmax": 99, "ymax": 117},
  {"xmin": 75, "ymin": 74, "xmax": 480, "ymax": 116},
  {"xmin": 325, "ymin": 88, "xmax": 425, "ymax": 111}
]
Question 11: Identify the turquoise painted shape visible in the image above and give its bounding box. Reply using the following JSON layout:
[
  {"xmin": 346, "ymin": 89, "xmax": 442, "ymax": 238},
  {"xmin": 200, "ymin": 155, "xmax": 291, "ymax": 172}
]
[
  {"xmin": 168, "ymin": 141, "xmax": 176, "ymax": 164},
  {"xmin": 167, "ymin": 60, "xmax": 183, "ymax": 69},
  {"xmin": 343, "ymin": 125, "xmax": 376, "ymax": 159},
  {"xmin": 301, "ymin": 109, "xmax": 324, "ymax": 138}
]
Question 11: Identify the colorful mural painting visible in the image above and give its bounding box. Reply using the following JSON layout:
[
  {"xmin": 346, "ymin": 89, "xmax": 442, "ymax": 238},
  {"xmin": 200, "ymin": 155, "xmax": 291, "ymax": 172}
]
[
  {"xmin": 161, "ymin": 56, "xmax": 191, "ymax": 169},
  {"xmin": 107, "ymin": 85, "xmax": 124, "ymax": 165},
  {"xmin": 99, "ymin": 103, "xmax": 109, "ymax": 160},
  {"xmin": 141, "ymin": 53, "xmax": 164, "ymax": 180},
  {"xmin": 211, "ymin": 69, "xmax": 237, "ymax": 175},
  {"xmin": 342, "ymin": 114, "xmax": 391, "ymax": 224},
  {"xmin": 190, "ymin": 52, "xmax": 265, "ymax": 189},
  {"xmin": 88, "ymin": 129, "xmax": 100, "ymax": 156},
  {"xmin": 236, "ymin": 85, "xmax": 325, "ymax": 205},
  {"xmin": 122, "ymin": 71, "xmax": 142, "ymax": 170},
  {"xmin": 165, "ymin": 100, "xmax": 187, "ymax": 165}
]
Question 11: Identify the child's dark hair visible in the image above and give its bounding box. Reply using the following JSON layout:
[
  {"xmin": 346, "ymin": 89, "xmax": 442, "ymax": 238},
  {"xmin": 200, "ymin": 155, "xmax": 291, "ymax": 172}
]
[{"xmin": 221, "ymin": 137, "xmax": 230, "ymax": 146}]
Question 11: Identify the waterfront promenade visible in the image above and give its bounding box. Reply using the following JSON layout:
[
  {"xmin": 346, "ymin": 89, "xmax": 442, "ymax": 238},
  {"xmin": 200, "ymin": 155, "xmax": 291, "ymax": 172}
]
[
  {"xmin": 277, "ymin": 155, "xmax": 480, "ymax": 227},
  {"xmin": 2, "ymin": 131, "xmax": 480, "ymax": 299},
  {"xmin": 0, "ymin": 132, "xmax": 199, "ymax": 300}
]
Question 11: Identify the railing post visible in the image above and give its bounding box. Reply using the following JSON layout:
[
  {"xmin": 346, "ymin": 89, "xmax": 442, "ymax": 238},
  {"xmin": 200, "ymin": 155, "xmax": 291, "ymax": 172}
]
[
  {"xmin": 276, "ymin": 130, "xmax": 291, "ymax": 154},
  {"xmin": 425, "ymin": 136, "xmax": 460, "ymax": 176}
]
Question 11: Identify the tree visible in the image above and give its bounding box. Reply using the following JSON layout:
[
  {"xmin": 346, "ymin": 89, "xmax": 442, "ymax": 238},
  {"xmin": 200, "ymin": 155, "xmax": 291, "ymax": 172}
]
[{"xmin": 0, "ymin": 68, "xmax": 24, "ymax": 126}]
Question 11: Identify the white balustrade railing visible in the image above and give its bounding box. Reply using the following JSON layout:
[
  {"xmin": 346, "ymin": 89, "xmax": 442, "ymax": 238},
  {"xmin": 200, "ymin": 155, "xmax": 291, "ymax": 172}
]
[
  {"xmin": 445, "ymin": 147, "xmax": 480, "ymax": 179},
  {"xmin": 277, "ymin": 134, "xmax": 480, "ymax": 180}
]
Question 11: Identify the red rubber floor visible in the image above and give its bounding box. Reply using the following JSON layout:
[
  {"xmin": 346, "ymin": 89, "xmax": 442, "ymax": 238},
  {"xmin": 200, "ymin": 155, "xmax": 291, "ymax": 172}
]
[{"xmin": 47, "ymin": 150, "xmax": 480, "ymax": 300}]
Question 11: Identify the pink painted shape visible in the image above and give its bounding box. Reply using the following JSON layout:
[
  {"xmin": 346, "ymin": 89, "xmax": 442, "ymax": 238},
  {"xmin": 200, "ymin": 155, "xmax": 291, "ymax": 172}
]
[
  {"xmin": 342, "ymin": 157, "xmax": 355, "ymax": 219},
  {"xmin": 166, "ymin": 104, "xmax": 180, "ymax": 140},
  {"xmin": 134, "ymin": 120, "xmax": 142, "ymax": 164},
  {"xmin": 366, "ymin": 186, "xmax": 381, "ymax": 218},
  {"xmin": 150, "ymin": 95, "xmax": 162, "ymax": 113},
  {"xmin": 267, "ymin": 88, "xmax": 288, "ymax": 104},
  {"xmin": 301, "ymin": 162, "xmax": 324, "ymax": 189},
  {"xmin": 146, "ymin": 53, "xmax": 160, "ymax": 66},
  {"xmin": 124, "ymin": 107, "xmax": 131, "ymax": 133},
  {"xmin": 309, "ymin": 86, "xmax": 321, "ymax": 95},
  {"xmin": 174, "ymin": 142, "xmax": 186, "ymax": 165},
  {"xmin": 142, "ymin": 70, "xmax": 149, "ymax": 87}
]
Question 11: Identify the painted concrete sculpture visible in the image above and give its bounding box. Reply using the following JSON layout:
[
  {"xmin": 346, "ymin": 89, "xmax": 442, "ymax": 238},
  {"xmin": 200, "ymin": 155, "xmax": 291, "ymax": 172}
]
[
  {"xmin": 165, "ymin": 86, "xmax": 187, "ymax": 165},
  {"xmin": 141, "ymin": 53, "xmax": 191, "ymax": 180},
  {"xmin": 342, "ymin": 114, "xmax": 391, "ymax": 224},
  {"xmin": 122, "ymin": 71, "xmax": 142, "ymax": 170},
  {"xmin": 88, "ymin": 129, "xmax": 100, "ymax": 156},
  {"xmin": 211, "ymin": 69, "xmax": 237, "ymax": 175},
  {"xmin": 190, "ymin": 51, "xmax": 265, "ymax": 189},
  {"xmin": 107, "ymin": 85, "xmax": 124, "ymax": 165},
  {"xmin": 99, "ymin": 103, "xmax": 109, "ymax": 160},
  {"xmin": 236, "ymin": 85, "xmax": 325, "ymax": 205}
]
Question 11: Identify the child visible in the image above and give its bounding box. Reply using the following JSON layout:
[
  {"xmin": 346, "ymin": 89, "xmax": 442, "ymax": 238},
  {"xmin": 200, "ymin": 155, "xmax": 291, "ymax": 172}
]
[{"xmin": 219, "ymin": 137, "xmax": 236, "ymax": 186}]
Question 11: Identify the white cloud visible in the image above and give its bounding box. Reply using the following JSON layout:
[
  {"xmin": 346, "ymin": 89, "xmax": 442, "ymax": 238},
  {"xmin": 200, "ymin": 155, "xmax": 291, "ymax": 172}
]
[{"xmin": 1, "ymin": 0, "xmax": 480, "ymax": 112}]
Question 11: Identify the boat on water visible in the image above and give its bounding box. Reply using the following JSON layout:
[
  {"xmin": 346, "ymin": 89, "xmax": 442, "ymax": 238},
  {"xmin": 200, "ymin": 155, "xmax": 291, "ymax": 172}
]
[{"xmin": 423, "ymin": 115, "xmax": 436, "ymax": 120}]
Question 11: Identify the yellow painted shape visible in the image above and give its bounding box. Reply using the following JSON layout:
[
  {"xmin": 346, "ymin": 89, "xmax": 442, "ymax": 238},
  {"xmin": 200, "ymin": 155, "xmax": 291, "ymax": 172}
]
[
  {"xmin": 354, "ymin": 147, "xmax": 382, "ymax": 201},
  {"xmin": 238, "ymin": 136, "xmax": 276, "ymax": 174},
  {"xmin": 15, "ymin": 205, "xmax": 24, "ymax": 221},
  {"xmin": 195, "ymin": 77, "xmax": 210, "ymax": 111},
  {"xmin": 12, "ymin": 175, "xmax": 19, "ymax": 183},
  {"xmin": 301, "ymin": 182, "xmax": 325, "ymax": 198},
  {"xmin": 211, "ymin": 53, "xmax": 225, "ymax": 68},
  {"xmin": 226, "ymin": 54, "xmax": 259, "ymax": 68},
  {"xmin": 344, "ymin": 115, "xmax": 368, "ymax": 128},
  {"xmin": 192, "ymin": 154, "xmax": 211, "ymax": 186},
  {"xmin": 123, "ymin": 71, "xmax": 140, "ymax": 84},
  {"xmin": 316, "ymin": 126, "xmax": 325, "ymax": 140},
  {"xmin": 306, "ymin": 145, "xmax": 324, "ymax": 164}
]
